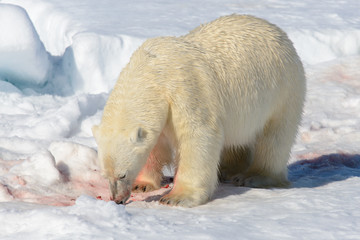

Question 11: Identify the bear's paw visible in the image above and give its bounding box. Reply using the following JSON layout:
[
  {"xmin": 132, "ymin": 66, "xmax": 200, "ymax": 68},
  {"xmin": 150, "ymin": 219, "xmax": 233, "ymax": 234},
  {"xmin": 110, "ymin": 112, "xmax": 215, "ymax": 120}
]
[
  {"xmin": 159, "ymin": 191, "xmax": 206, "ymax": 207},
  {"xmin": 232, "ymin": 174, "xmax": 290, "ymax": 188},
  {"xmin": 132, "ymin": 181, "xmax": 159, "ymax": 193}
]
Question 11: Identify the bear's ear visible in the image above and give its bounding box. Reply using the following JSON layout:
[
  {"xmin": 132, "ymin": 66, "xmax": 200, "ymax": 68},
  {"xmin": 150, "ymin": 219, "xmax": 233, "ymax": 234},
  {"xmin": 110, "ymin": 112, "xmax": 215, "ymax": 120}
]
[
  {"xmin": 130, "ymin": 127, "xmax": 147, "ymax": 143},
  {"xmin": 92, "ymin": 125, "xmax": 100, "ymax": 141}
]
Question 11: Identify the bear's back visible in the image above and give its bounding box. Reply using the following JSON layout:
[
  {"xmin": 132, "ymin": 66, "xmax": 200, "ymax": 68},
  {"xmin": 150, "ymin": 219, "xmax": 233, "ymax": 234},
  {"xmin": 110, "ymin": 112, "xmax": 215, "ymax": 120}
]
[
  {"xmin": 185, "ymin": 15, "xmax": 301, "ymax": 78},
  {"xmin": 183, "ymin": 15, "xmax": 294, "ymax": 59},
  {"xmin": 181, "ymin": 14, "xmax": 304, "ymax": 107}
]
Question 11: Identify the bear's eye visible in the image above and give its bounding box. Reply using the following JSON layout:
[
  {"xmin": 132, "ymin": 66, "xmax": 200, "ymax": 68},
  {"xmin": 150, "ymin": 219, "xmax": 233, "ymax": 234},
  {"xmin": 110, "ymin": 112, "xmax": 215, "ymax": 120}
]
[{"xmin": 118, "ymin": 174, "xmax": 126, "ymax": 180}]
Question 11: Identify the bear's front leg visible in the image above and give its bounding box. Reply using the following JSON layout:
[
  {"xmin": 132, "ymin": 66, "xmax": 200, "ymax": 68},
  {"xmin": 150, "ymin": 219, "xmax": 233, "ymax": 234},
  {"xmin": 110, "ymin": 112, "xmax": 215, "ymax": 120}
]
[
  {"xmin": 160, "ymin": 133, "xmax": 223, "ymax": 207},
  {"xmin": 133, "ymin": 133, "xmax": 172, "ymax": 193}
]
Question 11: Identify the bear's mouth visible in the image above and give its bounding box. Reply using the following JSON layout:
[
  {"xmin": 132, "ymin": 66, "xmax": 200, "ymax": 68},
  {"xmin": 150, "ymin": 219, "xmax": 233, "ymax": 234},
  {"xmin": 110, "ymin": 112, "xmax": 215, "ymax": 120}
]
[{"xmin": 112, "ymin": 194, "xmax": 130, "ymax": 205}]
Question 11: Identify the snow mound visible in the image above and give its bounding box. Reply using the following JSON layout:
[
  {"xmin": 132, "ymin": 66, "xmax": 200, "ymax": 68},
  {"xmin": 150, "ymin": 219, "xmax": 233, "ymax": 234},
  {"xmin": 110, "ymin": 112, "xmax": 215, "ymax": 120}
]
[
  {"xmin": 9, "ymin": 150, "xmax": 61, "ymax": 186},
  {"xmin": 0, "ymin": 141, "xmax": 110, "ymax": 206},
  {"xmin": 49, "ymin": 141, "xmax": 100, "ymax": 181},
  {"xmin": 62, "ymin": 32, "xmax": 143, "ymax": 93},
  {"xmin": 0, "ymin": 4, "xmax": 50, "ymax": 87},
  {"xmin": 290, "ymin": 29, "xmax": 360, "ymax": 65},
  {"xmin": 0, "ymin": 79, "xmax": 21, "ymax": 94}
]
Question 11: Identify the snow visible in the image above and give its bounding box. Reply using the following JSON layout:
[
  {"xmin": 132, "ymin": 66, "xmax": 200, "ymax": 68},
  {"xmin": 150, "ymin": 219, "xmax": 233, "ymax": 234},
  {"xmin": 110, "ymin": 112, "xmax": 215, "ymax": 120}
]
[
  {"xmin": 0, "ymin": 4, "xmax": 50, "ymax": 87},
  {"xmin": 0, "ymin": 0, "xmax": 359, "ymax": 239}
]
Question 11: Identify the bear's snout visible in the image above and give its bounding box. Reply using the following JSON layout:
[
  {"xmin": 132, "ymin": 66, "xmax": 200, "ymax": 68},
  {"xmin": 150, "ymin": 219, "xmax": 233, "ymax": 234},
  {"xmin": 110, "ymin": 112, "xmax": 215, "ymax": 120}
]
[{"xmin": 109, "ymin": 180, "xmax": 131, "ymax": 205}]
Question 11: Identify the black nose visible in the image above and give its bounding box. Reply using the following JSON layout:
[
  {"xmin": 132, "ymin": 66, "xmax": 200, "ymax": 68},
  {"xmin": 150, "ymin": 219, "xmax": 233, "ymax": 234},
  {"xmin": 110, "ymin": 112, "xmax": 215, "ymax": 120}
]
[{"xmin": 115, "ymin": 199, "xmax": 125, "ymax": 205}]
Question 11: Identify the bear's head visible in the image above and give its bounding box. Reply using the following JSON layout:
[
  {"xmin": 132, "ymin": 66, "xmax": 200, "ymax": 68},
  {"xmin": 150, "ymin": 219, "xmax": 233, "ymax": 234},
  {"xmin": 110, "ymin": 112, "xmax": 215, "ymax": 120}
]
[{"xmin": 92, "ymin": 125, "xmax": 151, "ymax": 204}]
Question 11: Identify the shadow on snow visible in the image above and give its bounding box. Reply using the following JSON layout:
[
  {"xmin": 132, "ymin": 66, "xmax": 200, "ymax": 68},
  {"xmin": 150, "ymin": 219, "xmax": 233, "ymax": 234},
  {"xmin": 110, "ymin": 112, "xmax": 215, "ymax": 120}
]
[
  {"xmin": 288, "ymin": 153, "xmax": 360, "ymax": 188},
  {"xmin": 212, "ymin": 153, "xmax": 360, "ymax": 201}
]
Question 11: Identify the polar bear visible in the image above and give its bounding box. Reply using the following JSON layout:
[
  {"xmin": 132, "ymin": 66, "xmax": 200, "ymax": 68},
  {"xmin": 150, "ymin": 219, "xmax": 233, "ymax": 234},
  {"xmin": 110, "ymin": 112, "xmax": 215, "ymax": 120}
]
[{"xmin": 92, "ymin": 14, "xmax": 306, "ymax": 207}]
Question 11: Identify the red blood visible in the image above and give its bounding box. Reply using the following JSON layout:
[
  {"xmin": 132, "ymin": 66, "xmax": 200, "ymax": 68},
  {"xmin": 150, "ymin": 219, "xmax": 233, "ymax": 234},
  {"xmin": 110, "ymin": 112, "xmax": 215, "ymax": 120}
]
[
  {"xmin": 162, "ymin": 184, "xmax": 170, "ymax": 188},
  {"xmin": 96, "ymin": 196, "xmax": 102, "ymax": 200}
]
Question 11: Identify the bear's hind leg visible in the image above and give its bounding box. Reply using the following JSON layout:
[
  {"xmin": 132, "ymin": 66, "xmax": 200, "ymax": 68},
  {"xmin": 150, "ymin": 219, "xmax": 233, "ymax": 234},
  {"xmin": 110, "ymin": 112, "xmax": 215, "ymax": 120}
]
[
  {"xmin": 233, "ymin": 107, "xmax": 301, "ymax": 188},
  {"xmin": 133, "ymin": 133, "xmax": 172, "ymax": 193},
  {"xmin": 218, "ymin": 146, "xmax": 252, "ymax": 182}
]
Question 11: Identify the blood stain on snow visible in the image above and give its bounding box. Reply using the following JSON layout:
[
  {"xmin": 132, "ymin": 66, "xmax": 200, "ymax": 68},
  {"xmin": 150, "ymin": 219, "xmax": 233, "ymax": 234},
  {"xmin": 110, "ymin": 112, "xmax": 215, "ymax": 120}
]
[
  {"xmin": 12, "ymin": 176, "xmax": 27, "ymax": 186},
  {"xmin": 296, "ymin": 152, "xmax": 322, "ymax": 160}
]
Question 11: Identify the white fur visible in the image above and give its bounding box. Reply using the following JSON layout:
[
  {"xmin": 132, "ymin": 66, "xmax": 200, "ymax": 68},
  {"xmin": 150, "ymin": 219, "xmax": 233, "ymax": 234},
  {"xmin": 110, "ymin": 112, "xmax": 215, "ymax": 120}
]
[{"xmin": 93, "ymin": 14, "xmax": 306, "ymax": 207}]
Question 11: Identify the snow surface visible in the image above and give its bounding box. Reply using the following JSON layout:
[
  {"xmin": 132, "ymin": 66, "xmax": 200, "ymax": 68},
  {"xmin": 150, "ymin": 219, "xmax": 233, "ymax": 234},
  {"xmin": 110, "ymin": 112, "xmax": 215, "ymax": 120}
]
[{"xmin": 0, "ymin": 0, "xmax": 359, "ymax": 239}]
